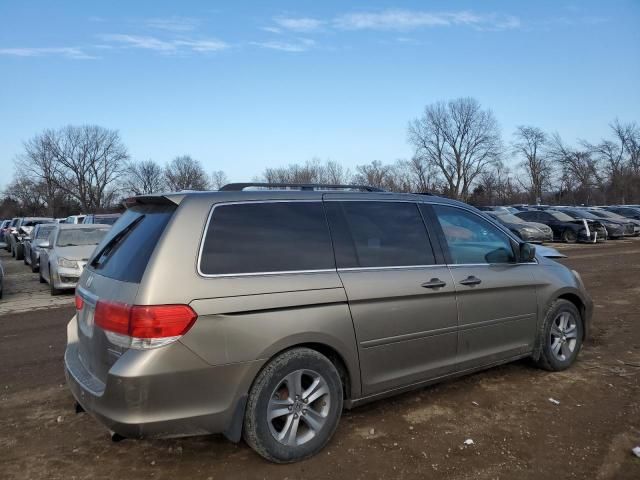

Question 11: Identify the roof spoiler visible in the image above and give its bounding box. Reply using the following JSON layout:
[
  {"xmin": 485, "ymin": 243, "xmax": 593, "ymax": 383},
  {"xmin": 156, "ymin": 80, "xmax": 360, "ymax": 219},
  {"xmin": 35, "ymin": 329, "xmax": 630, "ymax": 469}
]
[{"xmin": 122, "ymin": 194, "xmax": 182, "ymax": 208}]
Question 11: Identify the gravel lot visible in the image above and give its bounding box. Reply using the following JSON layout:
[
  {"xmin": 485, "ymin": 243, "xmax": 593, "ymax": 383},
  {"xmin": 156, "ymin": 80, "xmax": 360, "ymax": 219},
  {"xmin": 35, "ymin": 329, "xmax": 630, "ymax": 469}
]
[
  {"xmin": 0, "ymin": 244, "xmax": 74, "ymax": 315},
  {"xmin": 1, "ymin": 241, "xmax": 639, "ymax": 479}
]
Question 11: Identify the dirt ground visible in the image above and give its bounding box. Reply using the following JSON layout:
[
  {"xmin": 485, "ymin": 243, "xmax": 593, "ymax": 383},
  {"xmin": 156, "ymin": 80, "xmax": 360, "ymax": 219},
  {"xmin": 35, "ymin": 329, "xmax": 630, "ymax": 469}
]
[{"xmin": 1, "ymin": 241, "xmax": 639, "ymax": 480}]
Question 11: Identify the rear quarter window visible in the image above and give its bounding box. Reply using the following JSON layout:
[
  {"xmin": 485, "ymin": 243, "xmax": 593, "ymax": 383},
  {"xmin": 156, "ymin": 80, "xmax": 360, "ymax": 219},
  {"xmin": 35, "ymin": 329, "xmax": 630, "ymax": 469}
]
[
  {"xmin": 199, "ymin": 201, "xmax": 335, "ymax": 275},
  {"xmin": 88, "ymin": 204, "xmax": 176, "ymax": 283}
]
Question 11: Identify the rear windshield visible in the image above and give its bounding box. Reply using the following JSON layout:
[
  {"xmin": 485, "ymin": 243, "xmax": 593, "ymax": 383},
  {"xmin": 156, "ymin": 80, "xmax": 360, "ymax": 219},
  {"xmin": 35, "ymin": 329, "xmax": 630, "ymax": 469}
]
[
  {"xmin": 57, "ymin": 228, "xmax": 108, "ymax": 247},
  {"xmin": 88, "ymin": 204, "xmax": 176, "ymax": 283}
]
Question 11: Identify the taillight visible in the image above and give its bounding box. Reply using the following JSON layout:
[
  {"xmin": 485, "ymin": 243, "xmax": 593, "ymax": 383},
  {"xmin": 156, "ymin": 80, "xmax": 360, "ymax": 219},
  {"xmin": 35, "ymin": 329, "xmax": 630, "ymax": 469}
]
[
  {"xmin": 94, "ymin": 300, "xmax": 197, "ymax": 349},
  {"xmin": 74, "ymin": 293, "xmax": 84, "ymax": 310}
]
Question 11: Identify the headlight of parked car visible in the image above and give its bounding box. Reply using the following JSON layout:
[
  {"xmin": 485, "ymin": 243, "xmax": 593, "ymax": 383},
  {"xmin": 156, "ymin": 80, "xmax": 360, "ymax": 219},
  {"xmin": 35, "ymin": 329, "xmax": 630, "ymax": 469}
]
[
  {"xmin": 522, "ymin": 227, "xmax": 540, "ymax": 235},
  {"xmin": 57, "ymin": 258, "xmax": 79, "ymax": 269}
]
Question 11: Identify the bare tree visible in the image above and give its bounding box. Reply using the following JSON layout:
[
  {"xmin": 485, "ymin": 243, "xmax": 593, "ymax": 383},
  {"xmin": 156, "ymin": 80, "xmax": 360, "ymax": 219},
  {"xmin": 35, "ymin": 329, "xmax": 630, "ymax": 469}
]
[
  {"xmin": 260, "ymin": 159, "xmax": 351, "ymax": 185},
  {"xmin": 512, "ymin": 126, "xmax": 553, "ymax": 203},
  {"xmin": 125, "ymin": 159, "xmax": 165, "ymax": 195},
  {"xmin": 352, "ymin": 160, "xmax": 395, "ymax": 190},
  {"xmin": 164, "ymin": 155, "xmax": 209, "ymax": 191},
  {"xmin": 15, "ymin": 131, "xmax": 61, "ymax": 216},
  {"xmin": 41, "ymin": 125, "xmax": 128, "ymax": 211},
  {"xmin": 408, "ymin": 97, "xmax": 503, "ymax": 200},
  {"xmin": 210, "ymin": 170, "xmax": 229, "ymax": 190},
  {"xmin": 5, "ymin": 178, "xmax": 48, "ymax": 215},
  {"xmin": 548, "ymin": 133, "xmax": 601, "ymax": 204}
]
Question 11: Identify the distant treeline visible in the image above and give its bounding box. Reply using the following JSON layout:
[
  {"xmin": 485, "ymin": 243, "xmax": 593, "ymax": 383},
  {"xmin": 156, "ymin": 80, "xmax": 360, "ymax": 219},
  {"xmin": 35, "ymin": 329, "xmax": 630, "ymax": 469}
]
[{"xmin": 2, "ymin": 97, "xmax": 639, "ymax": 218}]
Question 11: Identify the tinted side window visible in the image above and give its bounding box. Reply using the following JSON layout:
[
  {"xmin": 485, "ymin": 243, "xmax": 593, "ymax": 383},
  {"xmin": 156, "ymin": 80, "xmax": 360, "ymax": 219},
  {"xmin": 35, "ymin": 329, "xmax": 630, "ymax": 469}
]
[
  {"xmin": 325, "ymin": 201, "xmax": 434, "ymax": 268},
  {"xmin": 88, "ymin": 205, "xmax": 176, "ymax": 283},
  {"xmin": 200, "ymin": 202, "xmax": 335, "ymax": 275},
  {"xmin": 433, "ymin": 205, "xmax": 515, "ymax": 264}
]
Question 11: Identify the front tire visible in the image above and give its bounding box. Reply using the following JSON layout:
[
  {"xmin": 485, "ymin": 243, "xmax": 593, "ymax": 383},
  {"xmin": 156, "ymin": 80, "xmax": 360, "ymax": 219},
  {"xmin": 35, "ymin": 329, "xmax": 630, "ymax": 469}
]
[
  {"xmin": 534, "ymin": 299, "xmax": 584, "ymax": 371},
  {"xmin": 243, "ymin": 348, "xmax": 343, "ymax": 463}
]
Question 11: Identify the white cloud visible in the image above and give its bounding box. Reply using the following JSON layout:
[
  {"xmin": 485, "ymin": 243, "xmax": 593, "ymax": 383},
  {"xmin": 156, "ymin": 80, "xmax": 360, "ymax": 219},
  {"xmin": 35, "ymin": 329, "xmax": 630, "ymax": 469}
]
[
  {"xmin": 251, "ymin": 38, "xmax": 315, "ymax": 53},
  {"xmin": 0, "ymin": 47, "xmax": 96, "ymax": 59},
  {"xmin": 274, "ymin": 16, "xmax": 324, "ymax": 32},
  {"xmin": 333, "ymin": 9, "xmax": 520, "ymax": 31},
  {"xmin": 99, "ymin": 34, "xmax": 228, "ymax": 54},
  {"xmin": 174, "ymin": 39, "xmax": 228, "ymax": 52},
  {"xmin": 100, "ymin": 34, "xmax": 177, "ymax": 52},
  {"xmin": 144, "ymin": 16, "xmax": 200, "ymax": 32},
  {"xmin": 261, "ymin": 26, "xmax": 283, "ymax": 34}
]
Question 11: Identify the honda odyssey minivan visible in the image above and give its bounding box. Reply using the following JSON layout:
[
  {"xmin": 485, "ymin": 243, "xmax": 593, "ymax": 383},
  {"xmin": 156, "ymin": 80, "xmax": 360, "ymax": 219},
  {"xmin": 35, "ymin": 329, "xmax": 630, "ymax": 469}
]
[{"xmin": 65, "ymin": 183, "xmax": 592, "ymax": 463}]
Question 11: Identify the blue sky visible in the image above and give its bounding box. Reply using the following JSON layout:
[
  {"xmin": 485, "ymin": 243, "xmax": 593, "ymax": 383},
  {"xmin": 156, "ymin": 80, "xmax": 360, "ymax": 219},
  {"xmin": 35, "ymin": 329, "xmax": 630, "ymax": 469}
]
[{"xmin": 1, "ymin": 0, "xmax": 639, "ymax": 188}]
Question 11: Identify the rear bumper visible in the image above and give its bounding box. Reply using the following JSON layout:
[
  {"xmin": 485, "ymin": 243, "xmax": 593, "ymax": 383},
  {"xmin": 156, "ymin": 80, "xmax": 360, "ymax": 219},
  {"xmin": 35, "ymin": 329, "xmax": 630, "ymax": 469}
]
[{"xmin": 64, "ymin": 316, "xmax": 261, "ymax": 440}]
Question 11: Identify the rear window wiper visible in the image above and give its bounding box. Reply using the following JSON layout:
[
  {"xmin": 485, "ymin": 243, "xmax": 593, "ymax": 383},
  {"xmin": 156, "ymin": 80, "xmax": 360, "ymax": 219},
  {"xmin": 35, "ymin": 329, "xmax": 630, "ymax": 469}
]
[{"xmin": 90, "ymin": 215, "xmax": 145, "ymax": 269}]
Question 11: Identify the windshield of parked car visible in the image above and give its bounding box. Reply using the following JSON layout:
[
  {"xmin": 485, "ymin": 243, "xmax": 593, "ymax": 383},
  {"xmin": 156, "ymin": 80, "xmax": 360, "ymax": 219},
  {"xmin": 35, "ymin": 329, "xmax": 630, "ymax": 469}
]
[
  {"xmin": 56, "ymin": 228, "xmax": 108, "ymax": 247},
  {"xmin": 94, "ymin": 216, "xmax": 120, "ymax": 225},
  {"xmin": 493, "ymin": 213, "xmax": 525, "ymax": 224},
  {"xmin": 549, "ymin": 211, "xmax": 575, "ymax": 222},
  {"xmin": 561, "ymin": 209, "xmax": 600, "ymax": 220},
  {"xmin": 36, "ymin": 225, "xmax": 55, "ymax": 239}
]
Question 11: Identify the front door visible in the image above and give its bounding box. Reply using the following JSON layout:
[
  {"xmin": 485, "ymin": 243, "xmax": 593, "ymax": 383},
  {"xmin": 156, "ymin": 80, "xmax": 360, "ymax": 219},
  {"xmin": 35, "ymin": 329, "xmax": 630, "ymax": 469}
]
[
  {"xmin": 427, "ymin": 204, "xmax": 538, "ymax": 369},
  {"xmin": 324, "ymin": 198, "xmax": 459, "ymax": 395}
]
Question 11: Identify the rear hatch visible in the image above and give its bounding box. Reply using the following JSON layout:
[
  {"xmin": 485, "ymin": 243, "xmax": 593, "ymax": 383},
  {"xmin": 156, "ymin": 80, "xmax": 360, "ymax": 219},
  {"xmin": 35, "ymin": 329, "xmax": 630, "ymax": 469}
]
[{"xmin": 74, "ymin": 199, "xmax": 178, "ymax": 385}]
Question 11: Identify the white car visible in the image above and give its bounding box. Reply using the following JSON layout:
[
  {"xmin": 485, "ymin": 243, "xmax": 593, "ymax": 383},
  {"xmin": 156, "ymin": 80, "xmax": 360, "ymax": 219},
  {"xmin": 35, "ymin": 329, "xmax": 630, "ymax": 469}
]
[{"xmin": 65, "ymin": 215, "xmax": 87, "ymax": 224}]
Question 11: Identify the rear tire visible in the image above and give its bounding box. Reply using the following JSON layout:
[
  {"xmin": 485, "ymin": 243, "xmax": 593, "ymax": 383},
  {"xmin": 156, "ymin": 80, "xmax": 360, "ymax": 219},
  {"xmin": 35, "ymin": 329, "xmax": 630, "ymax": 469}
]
[
  {"xmin": 243, "ymin": 348, "xmax": 343, "ymax": 463},
  {"xmin": 534, "ymin": 299, "xmax": 584, "ymax": 371},
  {"xmin": 561, "ymin": 229, "xmax": 578, "ymax": 243},
  {"xmin": 15, "ymin": 246, "xmax": 24, "ymax": 261}
]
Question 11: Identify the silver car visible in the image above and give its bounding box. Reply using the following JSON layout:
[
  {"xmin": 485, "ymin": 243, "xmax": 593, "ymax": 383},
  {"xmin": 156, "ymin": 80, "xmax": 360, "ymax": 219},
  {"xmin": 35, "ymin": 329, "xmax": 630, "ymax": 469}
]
[
  {"xmin": 39, "ymin": 224, "xmax": 109, "ymax": 295},
  {"xmin": 65, "ymin": 183, "xmax": 593, "ymax": 463},
  {"xmin": 24, "ymin": 223, "xmax": 57, "ymax": 272}
]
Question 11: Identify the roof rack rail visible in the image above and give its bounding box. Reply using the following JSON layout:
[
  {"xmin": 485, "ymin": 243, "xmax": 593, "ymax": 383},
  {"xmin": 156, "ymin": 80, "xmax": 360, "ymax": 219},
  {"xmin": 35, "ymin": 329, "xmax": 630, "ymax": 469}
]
[{"xmin": 219, "ymin": 182, "xmax": 385, "ymax": 192}]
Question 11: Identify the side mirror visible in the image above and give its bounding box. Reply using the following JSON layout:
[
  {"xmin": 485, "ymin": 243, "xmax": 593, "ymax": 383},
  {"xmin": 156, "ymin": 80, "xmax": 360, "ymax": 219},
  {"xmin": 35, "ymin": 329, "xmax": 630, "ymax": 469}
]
[{"xmin": 519, "ymin": 243, "xmax": 536, "ymax": 263}]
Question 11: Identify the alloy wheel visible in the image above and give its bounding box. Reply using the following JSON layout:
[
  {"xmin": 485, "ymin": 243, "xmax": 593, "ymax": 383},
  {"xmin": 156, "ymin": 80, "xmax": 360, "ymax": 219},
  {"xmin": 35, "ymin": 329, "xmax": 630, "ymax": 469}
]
[
  {"xmin": 267, "ymin": 369, "xmax": 331, "ymax": 447},
  {"xmin": 549, "ymin": 311, "xmax": 578, "ymax": 361}
]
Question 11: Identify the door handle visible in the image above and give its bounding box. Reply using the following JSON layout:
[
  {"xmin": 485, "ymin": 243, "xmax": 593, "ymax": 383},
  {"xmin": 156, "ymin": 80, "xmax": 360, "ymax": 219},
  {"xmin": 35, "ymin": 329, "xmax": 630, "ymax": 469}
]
[
  {"xmin": 421, "ymin": 278, "xmax": 447, "ymax": 289},
  {"xmin": 459, "ymin": 276, "xmax": 482, "ymax": 286}
]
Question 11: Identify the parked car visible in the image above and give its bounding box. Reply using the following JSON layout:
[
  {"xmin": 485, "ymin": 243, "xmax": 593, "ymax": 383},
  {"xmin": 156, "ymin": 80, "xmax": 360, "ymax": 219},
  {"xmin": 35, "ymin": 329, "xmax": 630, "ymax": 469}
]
[
  {"xmin": 603, "ymin": 206, "xmax": 640, "ymax": 221},
  {"xmin": 39, "ymin": 224, "xmax": 109, "ymax": 295},
  {"xmin": 82, "ymin": 213, "xmax": 121, "ymax": 226},
  {"xmin": 555, "ymin": 208, "xmax": 633, "ymax": 239},
  {"xmin": 582, "ymin": 208, "xmax": 640, "ymax": 235},
  {"xmin": 5, "ymin": 218, "xmax": 20, "ymax": 252},
  {"xmin": 485, "ymin": 211, "xmax": 553, "ymax": 243},
  {"xmin": 65, "ymin": 215, "xmax": 87, "ymax": 224},
  {"xmin": 11, "ymin": 217, "xmax": 54, "ymax": 260},
  {"xmin": 24, "ymin": 223, "xmax": 57, "ymax": 272},
  {"xmin": 0, "ymin": 219, "xmax": 11, "ymax": 243},
  {"xmin": 515, "ymin": 209, "xmax": 607, "ymax": 243},
  {"xmin": 65, "ymin": 183, "xmax": 592, "ymax": 463},
  {"xmin": 56, "ymin": 218, "xmax": 67, "ymax": 223}
]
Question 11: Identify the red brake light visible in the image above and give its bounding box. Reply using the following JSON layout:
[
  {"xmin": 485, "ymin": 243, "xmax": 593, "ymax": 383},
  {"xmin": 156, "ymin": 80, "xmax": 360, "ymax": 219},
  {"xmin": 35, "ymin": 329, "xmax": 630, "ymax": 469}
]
[
  {"xmin": 94, "ymin": 300, "xmax": 197, "ymax": 346},
  {"xmin": 94, "ymin": 300, "xmax": 130, "ymax": 336},
  {"xmin": 74, "ymin": 293, "xmax": 84, "ymax": 310}
]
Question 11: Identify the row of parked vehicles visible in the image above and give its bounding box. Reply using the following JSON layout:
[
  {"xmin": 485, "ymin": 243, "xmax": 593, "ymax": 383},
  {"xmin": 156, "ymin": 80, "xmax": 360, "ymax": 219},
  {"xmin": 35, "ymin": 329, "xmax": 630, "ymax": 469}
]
[
  {"xmin": 477, "ymin": 204, "xmax": 640, "ymax": 243},
  {"xmin": 0, "ymin": 213, "xmax": 120, "ymax": 296}
]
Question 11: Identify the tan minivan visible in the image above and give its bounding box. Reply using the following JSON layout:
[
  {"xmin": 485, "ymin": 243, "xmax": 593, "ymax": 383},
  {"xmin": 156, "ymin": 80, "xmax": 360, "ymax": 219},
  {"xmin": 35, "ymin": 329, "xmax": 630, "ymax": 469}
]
[{"xmin": 65, "ymin": 183, "xmax": 592, "ymax": 463}]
